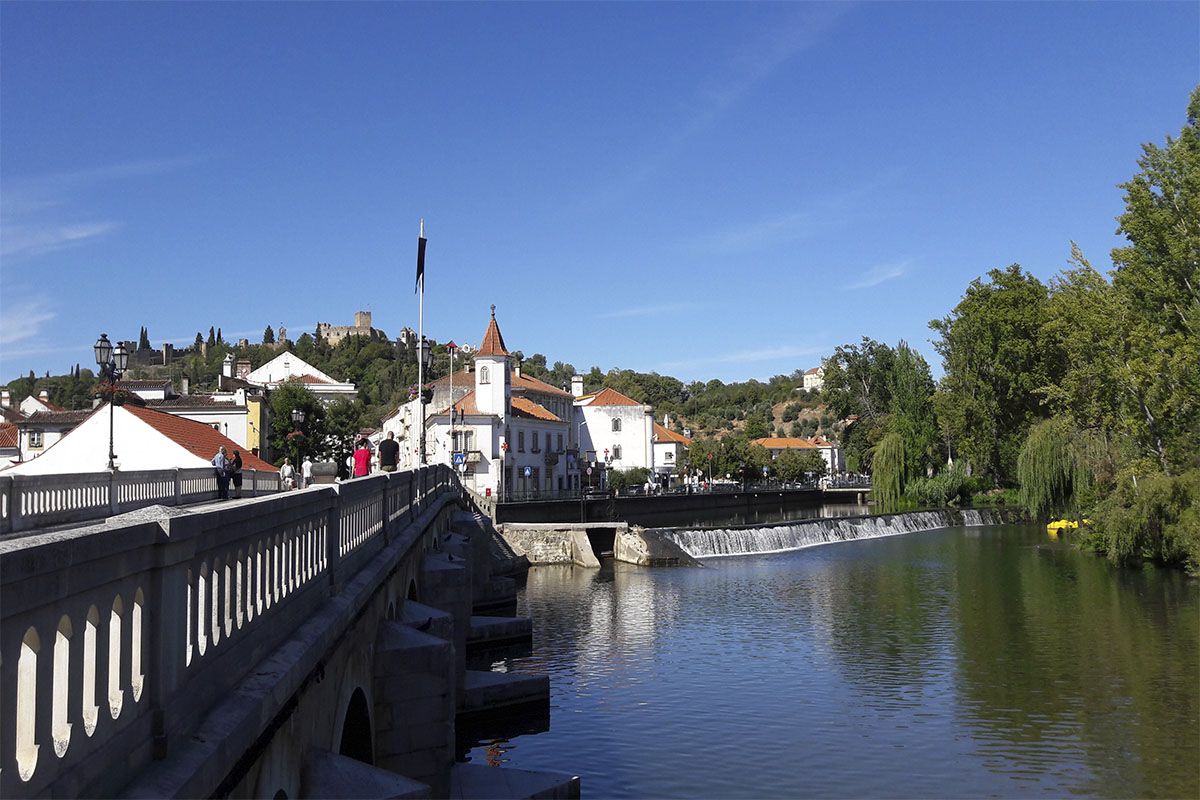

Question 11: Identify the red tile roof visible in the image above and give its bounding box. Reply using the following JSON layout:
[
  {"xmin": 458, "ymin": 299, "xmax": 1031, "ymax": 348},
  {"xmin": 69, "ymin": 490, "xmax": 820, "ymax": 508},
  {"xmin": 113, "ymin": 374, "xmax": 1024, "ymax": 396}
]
[
  {"xmin": 294, "ymin": 373, "xmax": 332, "ymax": 385},
  {"xmin": 584, "ymin": 387, "xmax": 642, "ymax": 406},
  {"xmin": 0, "ymin": 423, "xmax": 18, "ymax": 449},
  {"xmin": 430, "ymin": 390, "xmax": 493, "ymax": 420},
  {"xmin": 804, "ymin": 367, "xmax": 822, "ymax": 375},
  {"xmin": 125, "ymin": 405, "xmax": 277, "ymax": 471},
  {"xmin": 653, "ymin": 422, "xmax": 691, "ymax": 445},
  {"xmin": 514, "ymin": 373, "xmax": 572, "ymax": 397},
  {"xmin": 752, "ymin": 437, "xmax": 826, "ymax": 450},
  {"xmin": 511, "ymin": 397, "xmax": 562, "ymax": 423},
  {"xmin": 477, "ymin": 312, "xmax": 509, "ymax": 357}
]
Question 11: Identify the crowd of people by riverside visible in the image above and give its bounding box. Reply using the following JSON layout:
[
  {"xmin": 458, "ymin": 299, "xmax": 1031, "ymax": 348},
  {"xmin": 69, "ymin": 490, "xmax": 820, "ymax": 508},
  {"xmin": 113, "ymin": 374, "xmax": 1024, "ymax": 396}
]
[{"xmin": 208, "ymin": 431, "xmax": 402, "ymax": 499}]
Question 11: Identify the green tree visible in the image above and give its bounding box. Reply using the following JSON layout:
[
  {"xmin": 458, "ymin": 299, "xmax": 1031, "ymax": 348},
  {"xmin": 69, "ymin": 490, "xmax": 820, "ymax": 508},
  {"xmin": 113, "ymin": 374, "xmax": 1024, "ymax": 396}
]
[
  {"xmin": 138, "ymin": 326, "xmax": 150, "ymax": 351},
  {"xmin": 1106, "ymin": 86, "xmax": 1200, "ymax": 473},
  {"xmin": 325, "ymin": 398, "xmax": 364, "ymax": 478},
  {"xmin": 888, "ymin": 342, "xmax": 938, "ymax": 480},
  {"xmin": 775, "ymin": 448, "xmax": 826, "ymax": 480},
  {"xmin": 263, "ymin": 325, "xmax": 276, "ymax": 345},
  {"xmin": 930, "ymin": 265, "xmax": 1057, "ymax": 484},
  {"xmin": 872, "ymin": 431, "xmax": 906, "ymax": 511},
  {"xmin": 207, "ymin": 326, "xmax": 216, "ymax": 348},
  {"xmin": 268, "ymin": 380, "xmax": 325, "ymax": 466},
  {"xmin": 194, "ymin": 332, "xmax": 203, "ymax": 349}
]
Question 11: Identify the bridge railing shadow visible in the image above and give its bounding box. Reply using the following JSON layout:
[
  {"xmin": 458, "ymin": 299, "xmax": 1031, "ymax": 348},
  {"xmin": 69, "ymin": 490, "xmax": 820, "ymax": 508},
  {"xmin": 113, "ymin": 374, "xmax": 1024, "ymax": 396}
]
[{"xmin": 0, "ymin": 463, "xmax": 460, "ymax": 798}]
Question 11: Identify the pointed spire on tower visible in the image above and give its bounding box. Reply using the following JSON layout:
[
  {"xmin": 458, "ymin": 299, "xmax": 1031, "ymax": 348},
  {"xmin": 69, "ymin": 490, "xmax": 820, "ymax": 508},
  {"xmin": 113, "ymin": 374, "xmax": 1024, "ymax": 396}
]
[{"xmin": 478, "ymin": 305, "xmax": 509, "ymax": 357}]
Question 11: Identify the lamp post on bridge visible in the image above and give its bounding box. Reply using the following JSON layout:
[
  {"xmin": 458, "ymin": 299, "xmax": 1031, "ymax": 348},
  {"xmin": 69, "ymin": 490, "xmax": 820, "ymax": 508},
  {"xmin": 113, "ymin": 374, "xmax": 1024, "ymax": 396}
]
[{"xmin": 94, "ymin": 333, "xmax": 129, "ymax": 471}]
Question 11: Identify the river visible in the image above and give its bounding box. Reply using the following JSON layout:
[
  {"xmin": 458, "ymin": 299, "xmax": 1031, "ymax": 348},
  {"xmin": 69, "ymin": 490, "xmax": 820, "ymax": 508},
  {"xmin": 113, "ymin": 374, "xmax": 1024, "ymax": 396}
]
[{"xmin": 462, "ymin": 522, "xmax": 1200, "ymax": 798}]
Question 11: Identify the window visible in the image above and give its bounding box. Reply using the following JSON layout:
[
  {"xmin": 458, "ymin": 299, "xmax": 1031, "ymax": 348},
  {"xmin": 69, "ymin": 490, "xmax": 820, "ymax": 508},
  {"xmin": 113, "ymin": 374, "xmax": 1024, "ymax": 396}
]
[
  {"xmin": 557, "ymin": 433, "xmax": 563, "ymax": 452},
  {"xmin": 666, "ymin": 451, "xmax": 674, "ymax": 461},
  {"xmin": 452, "ymin": 430, "xmax": 474, "ymax": 452},
  {"xmin": 518, "ymin": 431, "xmax": 525, "ymax": 452},
  {"xmin": 29, "ymin": 431, "xmax": 43, "ymax": 448},
  {"xmin": 531, "ymin": 431, "xmax": 540, "ymax": 453},
  {"xmin": 480, "ymin": 366, "xmax": 490, "ymax": 384},
  {"xmin": 545, "ymin": 432, "xmax": 551, "ymax": 453},
  {"xmin": 611, "ymin": 418, "xmax": 622, "ymax": 432},
  {"xmin": 612, "ymin": 445, "xmax": 622, "ymax": 460}
]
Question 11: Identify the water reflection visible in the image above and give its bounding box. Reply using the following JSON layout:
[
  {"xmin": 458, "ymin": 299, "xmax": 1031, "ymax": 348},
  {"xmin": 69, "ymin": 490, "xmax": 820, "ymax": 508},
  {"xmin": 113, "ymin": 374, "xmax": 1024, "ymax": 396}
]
[{"xmin": 464, "ymin": 525, "xmax": 1199, "ymax": 798}]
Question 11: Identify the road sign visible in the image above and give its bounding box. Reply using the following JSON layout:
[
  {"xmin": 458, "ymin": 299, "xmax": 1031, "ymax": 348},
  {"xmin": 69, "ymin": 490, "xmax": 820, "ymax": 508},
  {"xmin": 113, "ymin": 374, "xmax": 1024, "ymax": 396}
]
[
  {"xmin": 523, "ymin": 466, "xmax": 532, "ymax": 477},
  {"xmin": 452, "ymin": 452, "xmax": 466, "ymax": 466},
  {"xmin": 586, "ymin": 467, "xmax": 593, "ymax": 476},
  {"xmin": 763, "ymin": 466, "xmax": 769, "ymax": 477}
]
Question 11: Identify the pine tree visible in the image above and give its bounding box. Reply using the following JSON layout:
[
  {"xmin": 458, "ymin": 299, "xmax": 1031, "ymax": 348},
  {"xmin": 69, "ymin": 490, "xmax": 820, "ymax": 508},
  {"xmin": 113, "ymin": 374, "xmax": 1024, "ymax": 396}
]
[
  {"xmin": 263, "ymin": 325, "xmax": 276, "ymax": 345},
  {"xmin": 194, "ymin": 332, "xmax": 204, "ymax": 348},
  {"xmin": 207, "ymin": 327, "xmax": 216, "ymax": 347},
  {"xmin": 217, "ymin": 327, "xmax": 223, "ymax": 344}
]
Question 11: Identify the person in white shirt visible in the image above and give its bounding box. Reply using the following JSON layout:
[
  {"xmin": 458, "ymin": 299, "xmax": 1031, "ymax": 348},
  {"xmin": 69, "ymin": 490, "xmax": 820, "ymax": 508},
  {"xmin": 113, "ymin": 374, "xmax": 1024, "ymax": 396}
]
[
  {"xmin": 280, "ymin": 457, "xmax": 296, "ymax": 490},
  {"xmin": 301, "ymin": 457, "xmax": 313, "ymax": 489}
]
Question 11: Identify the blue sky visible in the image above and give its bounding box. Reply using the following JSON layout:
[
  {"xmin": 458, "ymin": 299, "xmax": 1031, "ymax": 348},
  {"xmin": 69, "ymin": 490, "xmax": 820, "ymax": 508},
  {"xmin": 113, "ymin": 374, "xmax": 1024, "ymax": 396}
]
[{"xmin": 2, "ymin": 2, "xmax": 1196, "ymax": 384}]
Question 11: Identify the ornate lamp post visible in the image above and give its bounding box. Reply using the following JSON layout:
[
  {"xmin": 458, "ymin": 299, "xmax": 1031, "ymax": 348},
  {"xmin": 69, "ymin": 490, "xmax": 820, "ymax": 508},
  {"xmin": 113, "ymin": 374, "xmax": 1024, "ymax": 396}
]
[
  {"xmin": 93, "ymin": 333, "xmax": 129, "ymax": 471},
  {"xmin": 291, "ymin": 408, "xmax": 305, "ymax": 465},
  {"xmin": 417, "ymin": 336, "xmax": 434, "ymax": 465}
]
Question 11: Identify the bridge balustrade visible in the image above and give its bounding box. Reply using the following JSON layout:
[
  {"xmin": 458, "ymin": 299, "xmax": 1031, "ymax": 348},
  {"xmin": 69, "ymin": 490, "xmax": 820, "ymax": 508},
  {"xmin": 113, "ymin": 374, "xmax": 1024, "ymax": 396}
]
[
  {"xmin": 0, "ymin": 464, "xmax": 459, "ymax": 798},
  {"xmin": 0, "ymin": 468, "xmax": 284, "ymax": 535}
]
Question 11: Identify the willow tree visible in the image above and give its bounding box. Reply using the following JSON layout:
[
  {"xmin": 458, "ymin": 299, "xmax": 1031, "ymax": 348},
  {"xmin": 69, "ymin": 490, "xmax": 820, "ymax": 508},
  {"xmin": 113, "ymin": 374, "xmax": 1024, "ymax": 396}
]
[
  {"xmin": 1017, "ymin": 417, "xmax": 1095, "ymax": 519},
  {"xmin": 872, "ymin": 431, "xmax": 906, "ymax": 511}
]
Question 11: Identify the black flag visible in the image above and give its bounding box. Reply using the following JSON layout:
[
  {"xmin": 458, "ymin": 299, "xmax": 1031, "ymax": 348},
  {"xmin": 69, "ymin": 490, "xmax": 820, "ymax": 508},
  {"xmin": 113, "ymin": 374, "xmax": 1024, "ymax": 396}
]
[{"xmin": 415, "ymin": 231, "xmax": 426, "ymax": 293}]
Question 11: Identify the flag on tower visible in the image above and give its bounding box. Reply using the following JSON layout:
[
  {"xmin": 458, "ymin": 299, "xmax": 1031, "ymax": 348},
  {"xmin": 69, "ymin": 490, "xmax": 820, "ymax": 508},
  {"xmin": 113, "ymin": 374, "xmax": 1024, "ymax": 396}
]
[{"xmin": 415, "ymin": 219, "xmax": 426, "ymax": 293}]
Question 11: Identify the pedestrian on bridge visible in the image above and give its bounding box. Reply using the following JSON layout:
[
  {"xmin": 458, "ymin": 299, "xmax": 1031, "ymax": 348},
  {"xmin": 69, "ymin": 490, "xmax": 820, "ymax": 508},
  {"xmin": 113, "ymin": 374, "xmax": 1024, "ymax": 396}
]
[{"xmin": 212, "ymin": 446, "xmax": 230, "ymax": 500}]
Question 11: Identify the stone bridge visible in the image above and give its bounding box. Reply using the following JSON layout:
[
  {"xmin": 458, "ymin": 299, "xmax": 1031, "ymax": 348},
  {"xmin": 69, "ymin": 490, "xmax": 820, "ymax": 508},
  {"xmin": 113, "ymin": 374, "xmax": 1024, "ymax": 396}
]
[{"xmin": 1, "ymin": 466, "xmax": 576, "ymax": 799}]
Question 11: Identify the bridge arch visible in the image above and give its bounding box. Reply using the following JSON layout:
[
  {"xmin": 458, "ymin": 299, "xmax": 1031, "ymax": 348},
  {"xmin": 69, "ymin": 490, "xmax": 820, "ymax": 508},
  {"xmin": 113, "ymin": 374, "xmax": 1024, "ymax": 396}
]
[{"xmin": 337, "ymin": 687, "xmax": 373, "ymax": 765}]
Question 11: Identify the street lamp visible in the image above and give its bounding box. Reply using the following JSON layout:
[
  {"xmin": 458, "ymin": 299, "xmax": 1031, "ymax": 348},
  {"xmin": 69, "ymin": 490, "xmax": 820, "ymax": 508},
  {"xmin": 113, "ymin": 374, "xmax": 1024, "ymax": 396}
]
[
  {"xmin": 291, "ymin": 408, "xmax": 305, "ymax": 465},
  {"xmin": 417, "ymin": 336, "xmax": 434, "ymax": 465},
  {"xmin": 94, "ymin": 333, "xmax": 129, "ymax": 471}
]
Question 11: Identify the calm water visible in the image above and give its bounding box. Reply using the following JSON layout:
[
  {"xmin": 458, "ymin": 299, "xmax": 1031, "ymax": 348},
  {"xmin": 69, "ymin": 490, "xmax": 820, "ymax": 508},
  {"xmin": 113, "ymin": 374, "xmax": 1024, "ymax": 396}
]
[{"xmin": 464, "ymin": 525, "xmax": 1200, "ymax": 798}]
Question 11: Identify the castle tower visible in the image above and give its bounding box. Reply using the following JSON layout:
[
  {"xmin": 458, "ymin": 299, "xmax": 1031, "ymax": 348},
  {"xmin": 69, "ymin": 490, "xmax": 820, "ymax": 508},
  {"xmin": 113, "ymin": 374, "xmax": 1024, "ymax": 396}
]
[{"xmin": 474, "ymin": 305, "xmax": 510, "ymax": 419}]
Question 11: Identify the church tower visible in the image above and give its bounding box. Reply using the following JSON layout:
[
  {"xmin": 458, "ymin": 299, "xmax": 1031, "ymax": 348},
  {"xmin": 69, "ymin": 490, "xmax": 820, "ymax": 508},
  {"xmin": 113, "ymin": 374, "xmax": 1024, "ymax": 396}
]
[{"xmin": 475, "ymin": 305, "xmax": 510, "ymax": 419}]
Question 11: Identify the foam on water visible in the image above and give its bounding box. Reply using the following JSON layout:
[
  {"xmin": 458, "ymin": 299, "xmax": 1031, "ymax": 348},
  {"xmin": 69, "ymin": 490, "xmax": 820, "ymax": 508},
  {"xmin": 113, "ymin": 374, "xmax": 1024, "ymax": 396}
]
[{"xmin": 655, "ymin": 508, "xmax": 998, "ymax": 559}]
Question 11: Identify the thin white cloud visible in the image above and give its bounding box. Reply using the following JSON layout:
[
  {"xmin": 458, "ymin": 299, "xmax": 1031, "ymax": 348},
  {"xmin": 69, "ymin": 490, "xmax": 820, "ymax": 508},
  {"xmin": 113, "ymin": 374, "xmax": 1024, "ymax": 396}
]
[
  {"xmin": 692, "ymin": 209, "xmax": 823, "ymax": 253},
  {"xmin": 0, "ymin": 221, "xmax": 120, "ymax": 259},
  {"xmin": 657, "ymin": 343, "xmax": 827, "ymax": 373},
  {"xmin": 845, "ymin": 260, "xmax": 911, "ymax": 290},
  {"xmin": 1, "ymin": 155, "xmax": 203, "ymax": 262},
  {"xmin": 592, "ymin": 5, "xmax": 853, "ymax": 203},
  {"xmin": 597, "ymin": 303, "xmax": 697, "ymax": 320},
  {"xmin": 0, "ymin": 299, "xmax": 56, "ymax": 346}
]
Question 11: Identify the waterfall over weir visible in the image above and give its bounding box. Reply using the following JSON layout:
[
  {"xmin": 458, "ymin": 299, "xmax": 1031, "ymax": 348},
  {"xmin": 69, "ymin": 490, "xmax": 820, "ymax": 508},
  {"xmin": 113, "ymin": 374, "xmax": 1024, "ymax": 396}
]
[{"xmin": 655, "ymin": 508, "xmax": 1000, "ymax": 559}]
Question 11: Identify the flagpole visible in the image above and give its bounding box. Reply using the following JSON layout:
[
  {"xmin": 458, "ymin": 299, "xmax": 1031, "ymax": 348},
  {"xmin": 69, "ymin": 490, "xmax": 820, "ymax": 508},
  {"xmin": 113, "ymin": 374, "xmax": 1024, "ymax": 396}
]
[{"xmin": 417, "ymin": 218, "xmax": 426, "ymax": 467}]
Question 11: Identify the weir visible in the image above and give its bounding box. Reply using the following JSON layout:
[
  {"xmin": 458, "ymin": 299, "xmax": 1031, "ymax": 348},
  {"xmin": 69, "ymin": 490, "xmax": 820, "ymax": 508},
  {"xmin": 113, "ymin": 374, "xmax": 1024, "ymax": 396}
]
[{"xmin": 655, "ymin": 508, "xmax": 1004, "ymax": 559}]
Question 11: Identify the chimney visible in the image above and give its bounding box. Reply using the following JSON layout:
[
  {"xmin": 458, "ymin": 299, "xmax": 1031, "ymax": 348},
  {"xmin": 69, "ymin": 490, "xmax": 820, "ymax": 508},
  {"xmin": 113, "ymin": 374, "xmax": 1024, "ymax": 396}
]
[
  {"xmin": 237, "ymin": 359, "xmax": 252, "ymax": 380},
  {"xmin": 514, "ymin": 361, "xmax": 522, "ymax": 379},
  {"xmin": 1, "ymin": 390, "xmax": 9, "ymax": 408},
  {"xmin": 571, "ymin": 375, "xmax": 584, "ymax": 397},
  {"xmin": 181, "ymin": 377, "xmax": 190, "ymax": 396},
  {"xmin": 663, "ymin": 412, "xmax": 670, "ymax": 427},
  {"xmin": 38, "ymin": 389, "xmax": 49, "ymax": 402},
  {"xmin": 222, "ymin": 353, "xmax": 235, "ymax": 378}
]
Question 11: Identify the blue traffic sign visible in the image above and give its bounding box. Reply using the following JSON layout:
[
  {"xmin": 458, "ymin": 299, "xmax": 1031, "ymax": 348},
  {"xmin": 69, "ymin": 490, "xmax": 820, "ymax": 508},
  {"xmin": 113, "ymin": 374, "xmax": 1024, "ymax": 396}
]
[
  {"xmin": 523, "ymin": 466, "xmax": 532, "ymax": 477},
  {"xmin": 452, "ymin": 452, "xmax": 466, "ymax": 465}
]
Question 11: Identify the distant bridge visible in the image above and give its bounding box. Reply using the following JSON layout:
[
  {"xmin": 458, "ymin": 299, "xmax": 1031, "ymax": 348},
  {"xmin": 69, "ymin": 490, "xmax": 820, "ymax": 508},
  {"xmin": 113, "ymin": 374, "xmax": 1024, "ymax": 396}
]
[{"xmin": 1, "ymin": 466, "xmax": 576, "ymax": 799}]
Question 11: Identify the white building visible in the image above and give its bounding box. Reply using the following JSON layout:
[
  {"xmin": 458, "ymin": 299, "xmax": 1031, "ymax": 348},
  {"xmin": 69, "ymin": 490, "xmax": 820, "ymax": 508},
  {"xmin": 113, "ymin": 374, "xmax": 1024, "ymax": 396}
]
[
  {"xmin": 751, "ymin": 436, "xmax": 845, "ymax": 473},
  {"xmin": 381, "ymin": 309, "xmax": 577, "ymax": 498},
  {"xmin": 244, "ymin": 351, "xmax": 357, "ymax": 404},
  {"xmin": 573, "ymin": 386, "xmax": 654, "ymax": 475},
  {"xmin": 652, "ymin": 415, "xmax": 692, "ymax": 484},
  {"xmin": 2, "ymin": 403, "xmax": 276, "ymax": 475},
  {"xmin": 802, "ymin": 366, "xmax": 825, "ymax": 392}
]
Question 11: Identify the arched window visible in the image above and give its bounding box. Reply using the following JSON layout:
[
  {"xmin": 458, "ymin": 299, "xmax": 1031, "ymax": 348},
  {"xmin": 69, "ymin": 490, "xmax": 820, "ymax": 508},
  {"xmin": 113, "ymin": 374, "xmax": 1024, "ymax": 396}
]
[
  {"xmin": 612, "ymin": 445, "xmax": 622, "ymax": 460},
  {"xmin": 611, "ymin": 418, "xmax": 621, "ymax": 432},
  {"xmin": 479, "ymin": 366, "xmax": 490, "ymax": 384}
]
